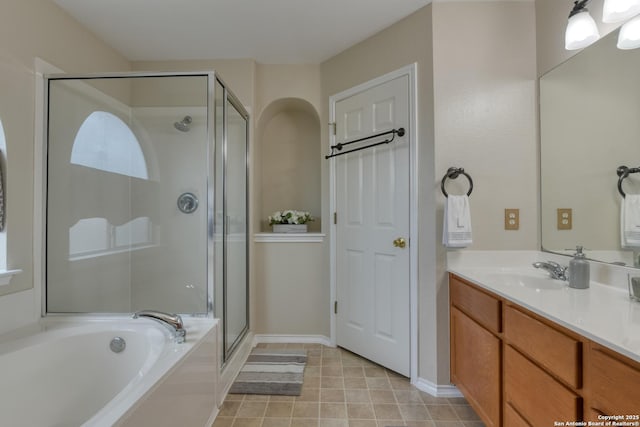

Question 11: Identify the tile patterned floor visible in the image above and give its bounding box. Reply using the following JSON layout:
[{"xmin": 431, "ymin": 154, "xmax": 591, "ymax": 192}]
[{"xmin": 213, "ymin": 344, "xmax": 485, "ymax": 427}]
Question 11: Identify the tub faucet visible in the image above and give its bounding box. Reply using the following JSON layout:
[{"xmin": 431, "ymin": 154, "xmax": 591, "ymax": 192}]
[
  {"xmin": 532, "ymin": 261, "xmax": 568, "ymax": 281},
  {"xmin": 133, "ymin": 310, "xmax": 186, "ymax": 344}
]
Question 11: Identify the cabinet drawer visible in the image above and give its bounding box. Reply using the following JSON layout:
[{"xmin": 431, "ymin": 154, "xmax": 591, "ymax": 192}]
[
  {"xmin": 504, "ymin": 305, "xmax": 581, "ymax": 388},
  {"xmin": 505, "ymin": 345, "xmax": 581, "ymax": 426},
  {"xmin": 590, "ymin": 343, "xmax": 640, "ymax": 415},
  {"xmin": 450, "ymin": 274, "xmax": 501, "ymax": 333}
]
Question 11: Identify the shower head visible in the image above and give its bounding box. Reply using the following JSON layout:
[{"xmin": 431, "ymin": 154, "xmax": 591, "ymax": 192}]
[{"xmin": 174, "ymin": 115, "xmax": 192, "ymax": 132}]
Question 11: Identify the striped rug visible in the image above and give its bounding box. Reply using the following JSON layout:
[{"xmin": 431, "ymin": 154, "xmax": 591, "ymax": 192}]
[{"xmin": 229, "ymin": 348, "xmax": 307, "ymax": 396}]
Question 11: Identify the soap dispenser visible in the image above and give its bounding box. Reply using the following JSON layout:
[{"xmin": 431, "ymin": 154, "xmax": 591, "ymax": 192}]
[{"xmin": 569, "ymin": 246, "xmax": 590, "ymax": 289}]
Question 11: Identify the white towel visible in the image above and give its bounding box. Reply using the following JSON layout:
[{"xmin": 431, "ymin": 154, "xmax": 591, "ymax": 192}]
[
  {"xmin": 443, "ymin": 195, "xmax": 472, "ymax": 248},
  {"xmin": 621, "ymin": 195, "xmax": 640, "ymax": 248}
]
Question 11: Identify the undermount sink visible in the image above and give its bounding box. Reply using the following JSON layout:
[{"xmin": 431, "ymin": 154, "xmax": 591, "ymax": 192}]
[{"xmin": 479, "ymin": 272, "xmax": 567, "ymax": 291}]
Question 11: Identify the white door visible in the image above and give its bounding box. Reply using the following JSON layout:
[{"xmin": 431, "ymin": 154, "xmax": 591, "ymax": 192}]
[{"xmin": 334, "ymin": 74, "xmax": 410, "ymax": 376}]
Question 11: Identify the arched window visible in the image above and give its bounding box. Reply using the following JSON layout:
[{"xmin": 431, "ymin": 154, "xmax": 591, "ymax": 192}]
[{"xmin": 71, "ymin": 111, "xmax": 148, "ymax": 179}]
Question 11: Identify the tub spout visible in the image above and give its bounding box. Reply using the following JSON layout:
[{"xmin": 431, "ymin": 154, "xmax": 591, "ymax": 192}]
[{"xmin": 133, "ymin": 310, "xmax": 186, "ymax": 344}]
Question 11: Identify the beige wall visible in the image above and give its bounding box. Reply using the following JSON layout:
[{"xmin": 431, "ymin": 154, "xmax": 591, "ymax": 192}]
[
  {"xmin": 0, "ymin": 0, "xmax": 130, "ymax": 330},
  {"xmin": 434, "ymin": 1, "xmax": 538, "ymax": 251},
  {"xmin": 253, "ymin": 243, "xmax": 327, "ymax": 335},
  {"xmin": 255, "ymin": 64, "xmax": 322, "ymax": 121},
  {"xmin": 432, "ymin": 0, "xmax": 537, "ymax": 382},
  {"xmin": 132, "ymin": 59, "xmax": 257, "ymax": 111}
]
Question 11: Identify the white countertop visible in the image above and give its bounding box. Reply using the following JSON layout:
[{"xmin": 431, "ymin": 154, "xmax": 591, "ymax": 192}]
[{"xmin": 447, "ymin": 251, "xmax": 640, "ymax": 364}]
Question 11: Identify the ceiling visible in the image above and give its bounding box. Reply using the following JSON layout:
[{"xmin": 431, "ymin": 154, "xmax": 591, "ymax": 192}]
[{"xmin": 52, "ymin": 0, "xmax": 432, "ymax": 64}]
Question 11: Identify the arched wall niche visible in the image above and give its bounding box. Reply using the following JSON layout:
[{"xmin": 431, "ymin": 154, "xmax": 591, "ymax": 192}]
[{"xmin": 256, "ymin": 98, "xmax": 321, "ymax": 232}]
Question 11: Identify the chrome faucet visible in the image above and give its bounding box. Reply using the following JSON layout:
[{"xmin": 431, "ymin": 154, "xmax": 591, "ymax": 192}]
[
  {"xmin": 532, "ymin": 261, "xmax": 568, "ymax": 281},
  {"xmin": 133, "ymin": 310, "xmax": 186, "ymax": 344}
]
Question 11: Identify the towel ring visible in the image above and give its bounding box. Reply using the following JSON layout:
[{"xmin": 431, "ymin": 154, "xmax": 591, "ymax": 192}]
[
  {"xmin": 617, "ymin": 165, "xmax": 640, "ymax": 198},
  {"xmin": 441, "ymin": 167, "xmax": 473, "ymax": 198}
]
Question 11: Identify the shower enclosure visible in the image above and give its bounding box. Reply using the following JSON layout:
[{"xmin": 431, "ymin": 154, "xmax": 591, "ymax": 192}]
[{"xmin": 44, "ymin": 72, "xmax": 248, "ymax": 361}]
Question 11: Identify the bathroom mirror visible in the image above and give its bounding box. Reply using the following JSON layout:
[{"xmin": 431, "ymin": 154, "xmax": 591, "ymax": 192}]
[{"xmin": 540, "ymin": 28, "xmax": 640, "ymax": 266}]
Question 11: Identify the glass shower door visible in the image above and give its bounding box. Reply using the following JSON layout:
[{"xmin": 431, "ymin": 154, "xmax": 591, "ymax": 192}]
[
  {"xmin": 223, "ymin": 95, "xmax": 249, "ymax": 358},
  {"xmin": 46, "ymin": 74, "xmax": 209, "ymax": 315}
]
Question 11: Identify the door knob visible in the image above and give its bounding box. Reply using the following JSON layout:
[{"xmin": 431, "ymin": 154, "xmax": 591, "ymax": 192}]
[{"xmin": 393, "ymin": 237, "xmax": 406, "ymax": 248}]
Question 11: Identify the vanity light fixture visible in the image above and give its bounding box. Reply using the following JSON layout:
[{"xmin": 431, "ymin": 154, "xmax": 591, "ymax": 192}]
[
  {"xmin": 617, "ymin": 14, "xmax": 640, "ymax": 48},
  {"xmin": 603, "ymin": 0, "xmax": 640, "ymax": 23},
  {"xmin": 565, "ymin": 0, "xmax": 601, "ymax": 50}
]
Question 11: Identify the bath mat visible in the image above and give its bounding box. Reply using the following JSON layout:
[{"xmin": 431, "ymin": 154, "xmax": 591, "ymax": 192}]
[{"xmin": 229, "ymin": 348, "xmax": 307, "ymax": 396}]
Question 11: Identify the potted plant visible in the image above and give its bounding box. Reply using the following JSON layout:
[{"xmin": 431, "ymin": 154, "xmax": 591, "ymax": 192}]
[{"xmin": 268, "ymin": 210, "xmax": 314, "ymax": 233}]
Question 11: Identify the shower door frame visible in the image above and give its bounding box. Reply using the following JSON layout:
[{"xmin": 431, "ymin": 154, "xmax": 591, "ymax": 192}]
[
  {"xmin": 39, "ymin": 71, "xmax": 250, "ymax": 353},
  {"xmin": 218, "ymin": 77, "xmax": 251, "ymax": 362}
]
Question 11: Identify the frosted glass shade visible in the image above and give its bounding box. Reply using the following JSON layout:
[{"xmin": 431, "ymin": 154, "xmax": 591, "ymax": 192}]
[
  {"xmin": 603, "ymin": 0, "xmax": 640, "ymax": 23},
  {"xmin": 565, "ymin": 10, "xmax": 601, "ymax": 50},
  {"xmin": 618, "ymin": 15, "xmax": 640, "ymax": 49}
]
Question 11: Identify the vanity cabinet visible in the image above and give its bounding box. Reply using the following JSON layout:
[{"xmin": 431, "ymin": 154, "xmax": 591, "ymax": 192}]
[{"xmin": 449, "ymin": 273, "xmax": 640, "ymax": 427}]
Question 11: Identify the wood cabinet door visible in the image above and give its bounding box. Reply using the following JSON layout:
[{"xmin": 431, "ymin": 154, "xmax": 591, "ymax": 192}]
[{"xmin": 451, "ymin": 307, "xmax": 501, "ymax": 427}]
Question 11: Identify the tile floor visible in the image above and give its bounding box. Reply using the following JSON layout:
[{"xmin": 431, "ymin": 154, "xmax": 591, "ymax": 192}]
[{"xmin": 213, "ymin": 343, "xmax": 485, "ymax": 427}]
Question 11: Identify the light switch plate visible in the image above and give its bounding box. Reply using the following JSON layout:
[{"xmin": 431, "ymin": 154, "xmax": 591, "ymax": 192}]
[
  {"xmin": 504, "ymin": 209, "xmax": 519, "ymax": 230},
  {"xmin": 557, "ymin": 208, "xmax": 572, "ymax": 230}
]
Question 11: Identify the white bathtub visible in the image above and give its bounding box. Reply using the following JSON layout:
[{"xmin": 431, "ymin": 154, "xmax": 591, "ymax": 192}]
[{"xmin": 0, "ymin": 317, "xmax": 218, "ymax": 427}]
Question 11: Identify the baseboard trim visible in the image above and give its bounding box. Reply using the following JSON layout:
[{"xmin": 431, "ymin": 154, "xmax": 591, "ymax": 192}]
[
  {"xmin": 253, "ymin": 334, "xmax": 333, "ymax": 347},
  {"xmin": 413, "ymin": 377, "xmax": 463, "ymax": 398}
]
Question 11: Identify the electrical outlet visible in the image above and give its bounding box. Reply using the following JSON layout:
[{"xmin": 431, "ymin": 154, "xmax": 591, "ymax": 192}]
[
  {"xmin": 557, "ymin": 208, "xmax": 572, "ymax": 230},
  {"xmin": 504, "ymin": 209, "xmax": 519, "ymax": 230}
]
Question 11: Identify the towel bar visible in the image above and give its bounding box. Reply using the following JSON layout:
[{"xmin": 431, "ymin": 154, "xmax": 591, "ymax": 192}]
[
  {"xmin": 441, "ymin": 167, "xmax": 473, "ymax": 197},
  {"xmin": 325, "ymin": 128, "xmax": 405, "ymax": 159}
]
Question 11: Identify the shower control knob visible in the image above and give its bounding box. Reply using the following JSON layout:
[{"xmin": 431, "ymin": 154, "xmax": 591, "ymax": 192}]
[{"xmin": 177, "ymin": 192, "xmax": 199, "ymax": 214}]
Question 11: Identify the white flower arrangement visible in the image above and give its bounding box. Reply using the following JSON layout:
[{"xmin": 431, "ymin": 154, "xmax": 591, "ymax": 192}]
[{"xmin": 268, "ymin": 210, "xmax": 314, "ymax": 225}]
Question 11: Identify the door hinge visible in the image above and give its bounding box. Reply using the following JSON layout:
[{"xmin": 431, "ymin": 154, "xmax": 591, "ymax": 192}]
[
  {"xmin": 334, "ymin": 301, "xmax": 338, "ymax": 314},
  {"xmin": 333, "ymin": 212, "xmax": 337, "ymax": 225},
  {"xmin": 329, "ymin": 122, "xmax": 336, "ymax": 135}
]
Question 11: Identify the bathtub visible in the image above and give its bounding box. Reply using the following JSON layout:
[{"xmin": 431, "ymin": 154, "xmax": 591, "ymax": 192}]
[{"xmin": 0, "ymin": 316, "xmax": 218, "ymax": 427}]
